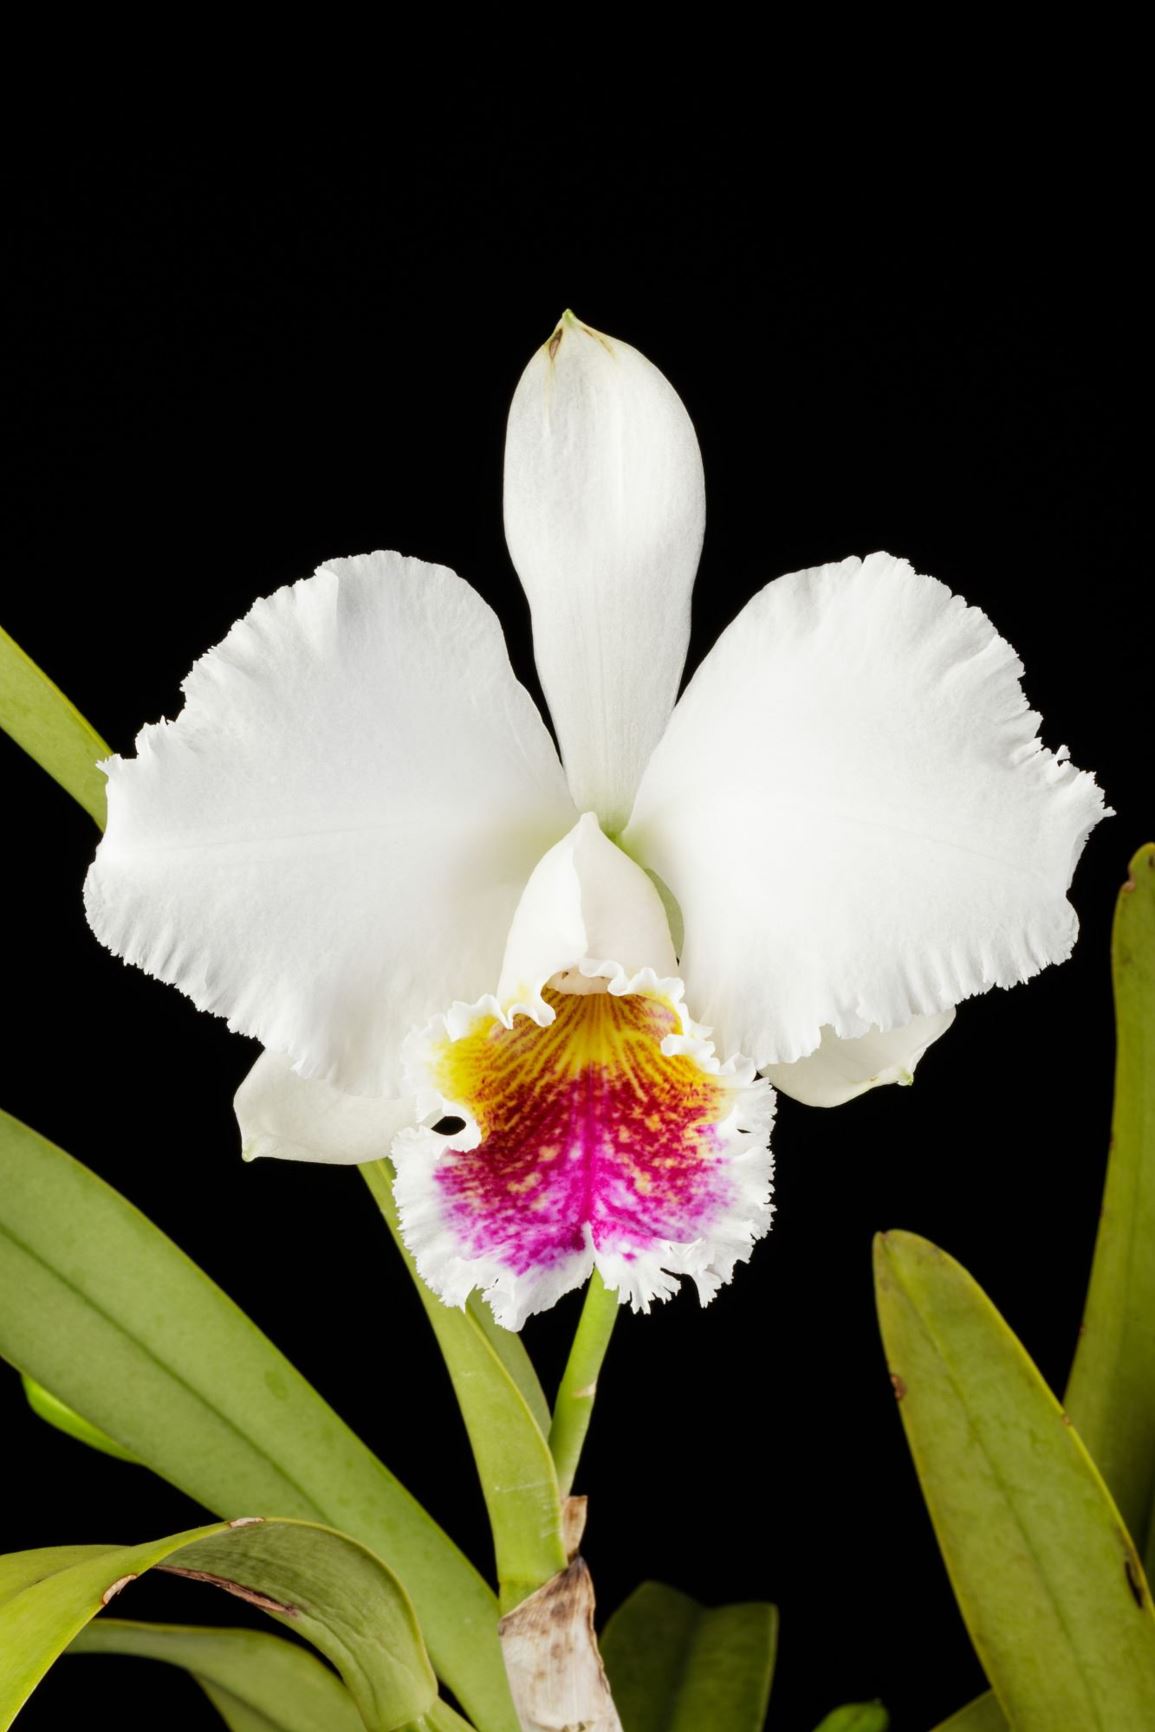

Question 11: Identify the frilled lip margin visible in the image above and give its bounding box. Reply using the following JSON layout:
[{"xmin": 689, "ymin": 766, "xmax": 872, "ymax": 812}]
[{"xmin": 391, "ymin": 960, "xmax": 776, "ymax": 1331}]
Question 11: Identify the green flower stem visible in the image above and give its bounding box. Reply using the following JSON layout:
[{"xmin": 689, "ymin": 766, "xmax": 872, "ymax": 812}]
[{"xmin": 548, "ymin": 1272, "xmax": 620, "ymax": 1499}]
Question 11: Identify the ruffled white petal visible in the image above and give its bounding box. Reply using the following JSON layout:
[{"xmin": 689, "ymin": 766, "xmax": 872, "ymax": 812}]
[
  {"xmin": 625, "ymin": 553, "xmax": 1109, "ymax": 1068},
  {"xmin": 236, "ymin": 1049, "xmax": 416, "ymax": 1164},
  {"xmin": 504, "ymin": 312, "xmax": 705, "ymax": 833},
  {"xmin": 765, "ymin": 1008, "xmax": 957, "ymax": 1108},
  {"xmin": 85, "ymin": 553, "xmax": 577, "ymax": 1096}
]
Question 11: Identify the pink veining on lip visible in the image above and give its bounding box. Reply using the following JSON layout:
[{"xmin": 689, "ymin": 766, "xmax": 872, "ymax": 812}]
[{"xmin": 430, "ymin": 985, "xmax": 737, "ymax": 1276}]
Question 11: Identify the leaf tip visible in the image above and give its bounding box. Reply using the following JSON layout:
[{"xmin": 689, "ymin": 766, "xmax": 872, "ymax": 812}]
[
  {"xmin": 873, "ymin": 1228, "xmax": 934, "ymax": 1285},
  {"xmin": 1122, "ymin": 841, "xmax": 1155, "ymax": 892}
]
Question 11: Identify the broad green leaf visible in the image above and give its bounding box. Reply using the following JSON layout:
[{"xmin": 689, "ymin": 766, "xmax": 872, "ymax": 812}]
[
  {"xmin": 192, "ymin": 1680, "xmax": 472, "ymax": 1732},
  {"xmin": 362, "ymin": 1160, "xmax": 566, "ymax": 1611},
  {"xmin": 600, "ymin": 1580, "xmax": 778, "ymax": 1732},
  {"xmin": 463, "ymin": 1292, "xmax": 552, "ymax": 1440},
  {"xmin": 0, "ymin": 1515, "xmax": 445, "ymax": 1732},
  {"xmin": 204, "ymin": 1687, "xmax": 344, "ymax": 1732},
  {"xmin": 0, "ymin": 1110, "xmax": 517, "ymax": 1732},
  {"xmin": 1065, "ymin": 844, "xmax": 1155, "ymax": 1560},
  {"xmin": 0, "ymin": 624, "xmax": 109, "ymax": 826},
  {"xmin": 875, "ymin": 1231, "xmax": 1155, "ymax": 1731},
  {"xmin": 71, "ymin": 1618, "xmax": 364, "ymax": 1732},
  {"xmin": 20, "ymin": 1372, "xmax": 144, "ymax": 1465},
  {"xmin": 931, "ymin": 1693, "xmax": 1006, "ymax": 1731},
  {"xmin": 361, "ymin": 1161, "xmax": 551, "ymax": 1442},
  {"xmin": 932, "ymin": 848, "xmax": 1155, "ymax": 1732},
  {"xmin": 811, "ymin": 1705, "xmax": 889, "ymax": 1731},
  {"xmin": 0, "ymin": 1546, "xmax": 115, "ymax": 1599}
]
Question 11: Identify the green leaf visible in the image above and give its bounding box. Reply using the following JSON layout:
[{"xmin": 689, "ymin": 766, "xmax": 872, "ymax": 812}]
[
  {"xmin": 362, "ymin": 1160, "xmax": 566, "ymax": 1611},
  {"xmin": 600, "ymin": 1580, "xmax": 778, "ymax": 1732},
  {"xmin": 20, "ymin": 1372, "xmax": 144, "ymax": 1464},
  {"xmin": 0, "ymin": 1109, "xmax": 517, "ymax": 1732},
  {"xmin": 1065, "ymin": 844, "xmax": 1155, "ymax": 1563},
  {"xmin": 464, "ymin": 1291, "xmax": 552, "ymax": 1439},
  {"xmin": 0, "ymin": 1515, "xmax": 447, "ymax": 1732},
  {"xmin": 0, "ymin": 623, "xmax": 109, "ymax": 827},
  {"xmin": 70, "ymin": 1618, "xmax": 364, "ymax": 1732},
  {"xmin": 203, "ymin": 1688, "xmax": 341, "ymax": 1732},
  {"xmin": 0, "ymin": 1546, "xmax": 116, "ymax": 1599},
  {"xmin": 874, "ymin": 1230, "xmax": 1155, "ymax": 1731},
  {"xmin": 929, "ymin": 849, "xmax": 1155, "ymax": 1732},
  {"xmin": 811, "ymin": 1705, "xmax": 889, "ymax": 1732},
  {"xmin": 930, "ymin": 1694, "xmax": 1006, "ymax": 1731}
]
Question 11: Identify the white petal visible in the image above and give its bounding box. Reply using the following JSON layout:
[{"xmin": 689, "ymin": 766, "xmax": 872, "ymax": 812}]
[
  {"xmin": 236, "ymin": 1049, "xmax": 415, "ymax": 1164},
  {"xmin": 504, "ymin": 313, "xmax": 705, "ymax": 832},
  {"xmin": 496, "ymin": 812, "xmax": 677, "ymax": 1011},
  {"xmin": 86, "ymin": 553, "xmax": 577, "ymax": 1095},
  {"xmin": 625, "ymin": 553, "xmax": 1109, "ymax": 1067},
  {"xmin": 765, "ymin": 1009, "xmax": 957, "ymax": 1108}
]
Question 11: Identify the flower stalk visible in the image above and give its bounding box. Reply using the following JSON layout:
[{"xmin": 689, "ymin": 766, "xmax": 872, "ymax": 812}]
[{"xmin": 548, "ymin": 1271, "xmax": 620, "ymax": 1499}]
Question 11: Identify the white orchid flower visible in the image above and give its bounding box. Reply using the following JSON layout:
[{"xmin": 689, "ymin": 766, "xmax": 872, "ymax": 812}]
[{"xmin": 84, "ymin": 312, "xmax": 1107, "ymax": 1331}]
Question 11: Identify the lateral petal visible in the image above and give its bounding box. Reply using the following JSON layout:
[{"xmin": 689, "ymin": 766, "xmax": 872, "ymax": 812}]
[
  {"xmin": 86, "ymin": 553, "xmax": 576, "ymax": 1095},
  {"xmin": 625, "ymin": 553, "xmax": 1108, "ymax": 1068}
]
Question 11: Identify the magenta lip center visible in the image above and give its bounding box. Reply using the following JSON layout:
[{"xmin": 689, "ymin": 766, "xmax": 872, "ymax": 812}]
[{"xmin": 432, "ymin": 987, "xmax": 734, "ymax": 1276}]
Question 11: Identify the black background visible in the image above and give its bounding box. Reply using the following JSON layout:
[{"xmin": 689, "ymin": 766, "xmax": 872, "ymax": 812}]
[{"xmin": 3, "ymin": 89, "xmax": 1146, "ymax": 1730}]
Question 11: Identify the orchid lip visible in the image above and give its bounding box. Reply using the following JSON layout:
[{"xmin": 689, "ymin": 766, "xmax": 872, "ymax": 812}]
[{"xmin": 391, "ymin": 962, "xmax": 775, "ymax": 1331}]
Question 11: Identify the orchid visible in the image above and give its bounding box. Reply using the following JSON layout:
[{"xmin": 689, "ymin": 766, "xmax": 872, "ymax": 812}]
[
  {"xmin": 5, "ymin": 302, "xmax": 1150, "ymax": 1732},
  {"xmin": 84, "ymin": 311, "xmax": 1106, "ymax": 1334}
]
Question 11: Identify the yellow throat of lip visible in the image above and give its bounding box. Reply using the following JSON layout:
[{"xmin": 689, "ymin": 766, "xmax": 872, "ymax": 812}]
[{"xmin": 433, "ymin": 984, "xmax": 718, "ymax": 1135}]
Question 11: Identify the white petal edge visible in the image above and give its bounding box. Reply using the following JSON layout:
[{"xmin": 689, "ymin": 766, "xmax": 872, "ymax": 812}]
[
  {"xmin": 504, "ymin": 312, "xmax": 705, "ymax": 833},
  {"xmin": 85, "ymin": 552, "xmax": 577, "ymax": 1096},
  {"xmin": 236, "ymin": 1048, "xmax": 416, "ymax": 1165},
  {"xmin": 625, "ymin": 552, "xmax": 1110, "ymax": 1069},
  {"xmin": 765, "ymin": 1008, "xmax": 957, "ymax": 1108}
]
